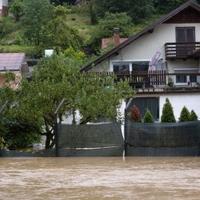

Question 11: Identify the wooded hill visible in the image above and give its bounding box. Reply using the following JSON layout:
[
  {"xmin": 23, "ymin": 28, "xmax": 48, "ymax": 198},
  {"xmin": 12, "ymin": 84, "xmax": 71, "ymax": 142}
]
[{"xmin": 1, "ymin": 0, "xmax": 199, "ymax": 57}]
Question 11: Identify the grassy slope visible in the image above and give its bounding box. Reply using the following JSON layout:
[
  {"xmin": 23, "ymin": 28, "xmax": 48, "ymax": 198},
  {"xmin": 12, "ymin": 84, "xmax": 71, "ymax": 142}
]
[{"xmin": 0, "ymin": 5, "xmax": 162, "ymax": 56}]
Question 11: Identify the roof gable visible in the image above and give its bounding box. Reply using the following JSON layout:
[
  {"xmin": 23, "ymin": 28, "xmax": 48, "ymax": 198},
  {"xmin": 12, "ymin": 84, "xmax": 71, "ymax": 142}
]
[
  {"xmin": 164, "ymin": 6, "xmax": 200, "ymax": 23},
  {"xmin": 81, "ymin": 0, "xmax": 200, "ymax": 72}
]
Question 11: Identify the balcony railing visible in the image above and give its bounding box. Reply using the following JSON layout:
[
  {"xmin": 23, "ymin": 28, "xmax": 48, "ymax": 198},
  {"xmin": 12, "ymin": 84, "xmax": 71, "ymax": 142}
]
[
  {"xmin": 165, "ymin": 42, "xmax": 200, "ymax": 59},
  {"xmin": 86, "ymin": 71, "xmax": 200, "ymax": 92}
]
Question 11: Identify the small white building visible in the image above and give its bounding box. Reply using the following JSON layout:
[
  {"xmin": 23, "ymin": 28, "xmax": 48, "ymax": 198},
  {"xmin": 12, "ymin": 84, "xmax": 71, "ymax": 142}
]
[
  {"xmin": 81, "ymin": 0, "xmax": 200, "ymax": 121},
  {"xmin": 0, "ymin": 0, "xmax": 8, "ymax": 17}
]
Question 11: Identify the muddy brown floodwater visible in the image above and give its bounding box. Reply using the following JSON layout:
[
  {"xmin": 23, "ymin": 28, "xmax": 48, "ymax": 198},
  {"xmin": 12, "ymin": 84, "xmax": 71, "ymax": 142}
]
[{"xmin": 0, "ymin": 157, "xmax": 200, "ymax": 200}]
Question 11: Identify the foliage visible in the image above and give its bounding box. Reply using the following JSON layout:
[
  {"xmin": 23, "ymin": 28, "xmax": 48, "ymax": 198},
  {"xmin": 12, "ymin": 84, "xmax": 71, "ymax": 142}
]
[
  {"xmin": 0, "ymin": 45, "xmax": 41, "ymax": 58},
  {"xmin": 10, "ymin": 0, "xmax": 25, "ymax": 21},
  {"xmin": 22, "ymin": 0, "xmax": 53, "ymax": 45},
  {"xmin": 41, "ymin": 5, "xmax": 82, "ymax": 51},
  {"xmin": 161, "ymin": 98, "xmax": 176, "ymax": 123},
  {"xmin": 94, "ymin": 0, "xmax": 154, "ymax": 23},
  {"xmin": 179, "ymin": 106, "xmax": 190, "ymax": 122},
  {"xmin": 1, "ymin": 118, "xmax": 41, "ymax": 149},
  {"xmin": 90, "ymin": 12, "xmax": 132, "ymax": 50},
  {"xmin": 0, "ymin": 17, "xmax": 16, "ymax": 38},
  {"xmin": 10, "ymin": 54, "xmax": 132, "ymax": 149},
  {"xmin": 190, "ymin": 110, "xmax": 198, "ymax": 121},
  {"xmin": 64, "ymin": 47, "xmax": 86, "ymax": 65},
  {"xmin": 143, "ymin": 109, "xmax": 154, "ymax": 123},
  {"xmin": 130, "ymin": 105, "xmax": 141, "ymax": 122},
  {"xmin": 153, "ymin": 0, "xmax": 186, "ymax": 14}
]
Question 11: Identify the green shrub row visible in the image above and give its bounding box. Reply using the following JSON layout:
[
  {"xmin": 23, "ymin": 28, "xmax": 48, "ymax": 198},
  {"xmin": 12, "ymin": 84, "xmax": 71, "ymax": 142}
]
[
  {"xmin": 130, "ymin": 105, "xmax": 154, "ymax": 123},
  {"xmin": 130, "ymin": 98, "xmax": 198, "ymax": 123}
]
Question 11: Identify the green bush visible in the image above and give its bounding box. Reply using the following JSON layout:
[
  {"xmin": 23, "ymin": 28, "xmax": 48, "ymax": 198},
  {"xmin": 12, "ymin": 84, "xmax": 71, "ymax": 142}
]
[
  {"xmin": 0, "ymin": 17, "xmax": 16, "ymax": 38},
  {"xmin": 0, "ymin": 45, "xmax": 41, "ymax": 58},
  {"xmin": 143, "ymin": 109, "xmax": 154, "ymax": 123},
  {"xmin": 161, "ymin": 98, "xmax": 176, "ymax": 123},
  {"xmin": 179, "ymin": 106, "xmax": 190, "ymax": 122},
  {"xmin": 2, "ymin": 118, "xmax": 41, "ymax": 150},
  {"xmin": 190, "ymin": 110, "xmax": 198, "ymax": 121}
]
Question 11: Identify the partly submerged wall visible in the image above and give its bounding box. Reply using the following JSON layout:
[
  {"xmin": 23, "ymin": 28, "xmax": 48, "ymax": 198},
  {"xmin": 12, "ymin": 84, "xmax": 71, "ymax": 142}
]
[{"xmin": 125, "ymin": 121, "xmax": 200, "ymax": 156}]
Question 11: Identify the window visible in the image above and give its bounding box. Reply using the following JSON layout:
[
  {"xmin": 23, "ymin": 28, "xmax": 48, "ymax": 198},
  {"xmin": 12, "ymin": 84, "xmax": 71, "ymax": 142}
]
[
  {"xmin": 176, "ymin": 75, "xmax": 187, "ymax": 83},
  {"xmin": 190, "ymin": 75, "xmax": 197, "ymax": 83},
  {"xmin": 113, "ymin": 63, "xmax": 130, "ymax": 74},
  {"xmin": 132, "ymin": 61, "xmax": 149, "ymax": 72},
  {"xmin": 175, "ymin": 69, "xmax": 198, "ymax": 85}
]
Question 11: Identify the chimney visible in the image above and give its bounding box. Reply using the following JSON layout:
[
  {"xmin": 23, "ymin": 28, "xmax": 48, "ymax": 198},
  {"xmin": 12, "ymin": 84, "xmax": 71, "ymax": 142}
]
[{"xmin": 113, "ymin": 28, "xmax": 121, "ymax": 46}]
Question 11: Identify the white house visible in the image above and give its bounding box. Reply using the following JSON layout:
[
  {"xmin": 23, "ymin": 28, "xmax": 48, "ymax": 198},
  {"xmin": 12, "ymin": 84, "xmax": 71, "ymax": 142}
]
[
  {"xmin": 0, "ymin": 0, "xmax": 8, "ymax": 17},
  {"xmin": 81, "ymin": 0, "xmax": 200, "ymax": 121}
]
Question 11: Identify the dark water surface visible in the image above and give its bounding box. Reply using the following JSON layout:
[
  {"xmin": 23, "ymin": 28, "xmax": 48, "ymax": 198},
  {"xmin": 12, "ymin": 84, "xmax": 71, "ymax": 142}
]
[{"xmin": 0, "ymin": 157, "xmax": 200, "ymax": 200}]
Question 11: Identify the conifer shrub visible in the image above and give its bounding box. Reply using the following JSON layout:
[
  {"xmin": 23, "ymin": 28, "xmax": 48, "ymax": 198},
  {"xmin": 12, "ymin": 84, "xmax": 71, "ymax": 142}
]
[
  {"xmin": 179, "ymin": 106, "xmax": 190, "ymax": 122},
  {"xmin": 143, "ymin": 109, "xmax": 154, "ymax": 123},
  {"xmin": 161, "ymin": 98, "xmax": 176, "ymax": 123},
  {"xmin": 190, "ymin": 110, "xmax": 198, "ymax": 121},
  {"xmin": 130, "ymin": 105, "xmax": 141, "ymax": 122}
]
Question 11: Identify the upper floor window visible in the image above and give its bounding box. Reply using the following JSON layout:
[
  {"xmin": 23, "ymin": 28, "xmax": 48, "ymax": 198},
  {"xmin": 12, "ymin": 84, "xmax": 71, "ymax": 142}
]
[{"xmin": 176, "ymin": 27, "xmax": 195, "ymax": 43}]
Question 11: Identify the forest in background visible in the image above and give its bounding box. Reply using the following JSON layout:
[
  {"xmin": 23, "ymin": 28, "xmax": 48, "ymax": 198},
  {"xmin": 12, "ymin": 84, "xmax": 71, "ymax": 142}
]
[{"xmin": 1, "ymin": 0, "xmax": 199, "ymax": 58}]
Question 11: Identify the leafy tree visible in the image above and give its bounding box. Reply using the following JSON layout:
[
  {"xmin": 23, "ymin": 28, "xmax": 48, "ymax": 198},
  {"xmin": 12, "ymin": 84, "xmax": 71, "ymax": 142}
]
[
  {"xmin": 161, "ymin": 98, "xmax": 176, "ymax": 123},
  {"xmin": 10, "ymin": 0, "xmax": 25, "ymax": 21},
  {"xmin": 0, "ymin": 17, "xmax": 16, "ymax": 38},
  {"xmin": 22, "ymin": 0, "xmax": 53, "ymax": 45},
  {"xmin": 179, "ymin": 106, "xmax": 190, "ymax": 122},
  {"xmin": 143, "ymin": 109, "xmax": 154, "ymax": 123},
  {"xmin": 12, "ymin": 54, "xmax": 132, "ymax": 149},
  {"xmin": 190, "ymin": 110, "xmax": 198, "ymax": 121},
  {"xmin": 0, "ymin": 86, "xmax": 41, "ymax": 149},
  {"xmin": 130, "ymin": 105, "xmax": 141, "ymax": 122},
  {"xmin": 42, "ymin": 6, "xmax": 82, "ymax": 51}
]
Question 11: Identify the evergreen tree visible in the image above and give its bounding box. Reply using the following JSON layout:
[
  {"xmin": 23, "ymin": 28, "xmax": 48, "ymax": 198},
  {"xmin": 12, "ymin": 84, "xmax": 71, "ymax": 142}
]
[
  {"xmin": 161, "ymin": 98, "xmax": 176, "ymax": 123},
  {"xmin": 143, "ymin": 109, "xmax": 154, "ymax": 123},
  {"xmin": 179, "ymin": 106, "xmax": 190, "ymax": 122},
  {"xmin": 190, "ymin": 110, "xmax": 198, "ymax": 121}
]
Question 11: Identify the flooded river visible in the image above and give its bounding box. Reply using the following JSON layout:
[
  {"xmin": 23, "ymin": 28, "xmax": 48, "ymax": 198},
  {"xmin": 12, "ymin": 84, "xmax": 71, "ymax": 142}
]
[{"xmin": 0, "ymin": 157, "xmax": 200, "ymax": 200}]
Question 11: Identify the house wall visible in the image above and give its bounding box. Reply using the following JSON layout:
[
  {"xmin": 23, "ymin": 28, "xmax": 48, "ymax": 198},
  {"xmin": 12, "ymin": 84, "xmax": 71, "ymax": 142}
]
[
  {"xmin": 0, "ymin": 0, "xmax": 8, "ymax": 16},
  {"xmin": 91, "ymin": 23, "xmax": 200, "ymax": 72},
  {"xmin": 0, "ymin": 71, "xmax": 22, "ymax": 89},
  {"xmin": 159, "ymin": 93, "xmax": 200, "ymax": 121}
]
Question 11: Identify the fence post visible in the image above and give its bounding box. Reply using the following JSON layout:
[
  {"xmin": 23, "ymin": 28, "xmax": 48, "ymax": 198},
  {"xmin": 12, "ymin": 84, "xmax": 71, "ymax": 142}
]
[
  {"xmin": 124, "ymin": 107, "xmax": 128, "ymax": 156},
  {"xmin": 54, "ymin": 98, "xmax": 66, "ymax": 157}
]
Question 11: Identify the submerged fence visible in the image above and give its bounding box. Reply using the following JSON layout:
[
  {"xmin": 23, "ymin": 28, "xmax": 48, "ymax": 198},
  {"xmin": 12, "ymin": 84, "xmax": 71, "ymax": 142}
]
[
  {"xmin": 125, "ymin": 121, "xmax": 200, "ymax": 156},
  {"xmin": 57, "ymin": 122, "xmax": 124, "ymax": 157}
]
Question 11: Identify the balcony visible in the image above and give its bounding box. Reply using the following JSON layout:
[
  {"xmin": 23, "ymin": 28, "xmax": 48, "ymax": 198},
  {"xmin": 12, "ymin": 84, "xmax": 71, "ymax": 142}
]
[
  {"xmin": 88, "ymin": 71, "xmax": 200, "ymax": 94},
  {"xmin": 165, "ymin": 42, "xmax": 200, "ymax": 59}
]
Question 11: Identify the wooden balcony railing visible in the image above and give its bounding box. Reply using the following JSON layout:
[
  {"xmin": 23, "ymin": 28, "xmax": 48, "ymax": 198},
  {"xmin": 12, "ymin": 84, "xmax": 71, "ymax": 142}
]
[
  {"xmin": 165, "ymin": 42, "xmax": 200, "ymax": 59},
  {"xmin": 86, "ymin": 71, "xmax": 200, "ymax": 90}
]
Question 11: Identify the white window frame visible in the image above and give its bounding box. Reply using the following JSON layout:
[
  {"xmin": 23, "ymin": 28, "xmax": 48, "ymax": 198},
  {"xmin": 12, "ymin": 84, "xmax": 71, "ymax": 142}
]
[
  {"xmin": 174, "ymin": 68, "xmax": 199, "ymax": 86},
  {"xmin": 111, "ymin": 59, "xmax": 151, "ymax": 73}
]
